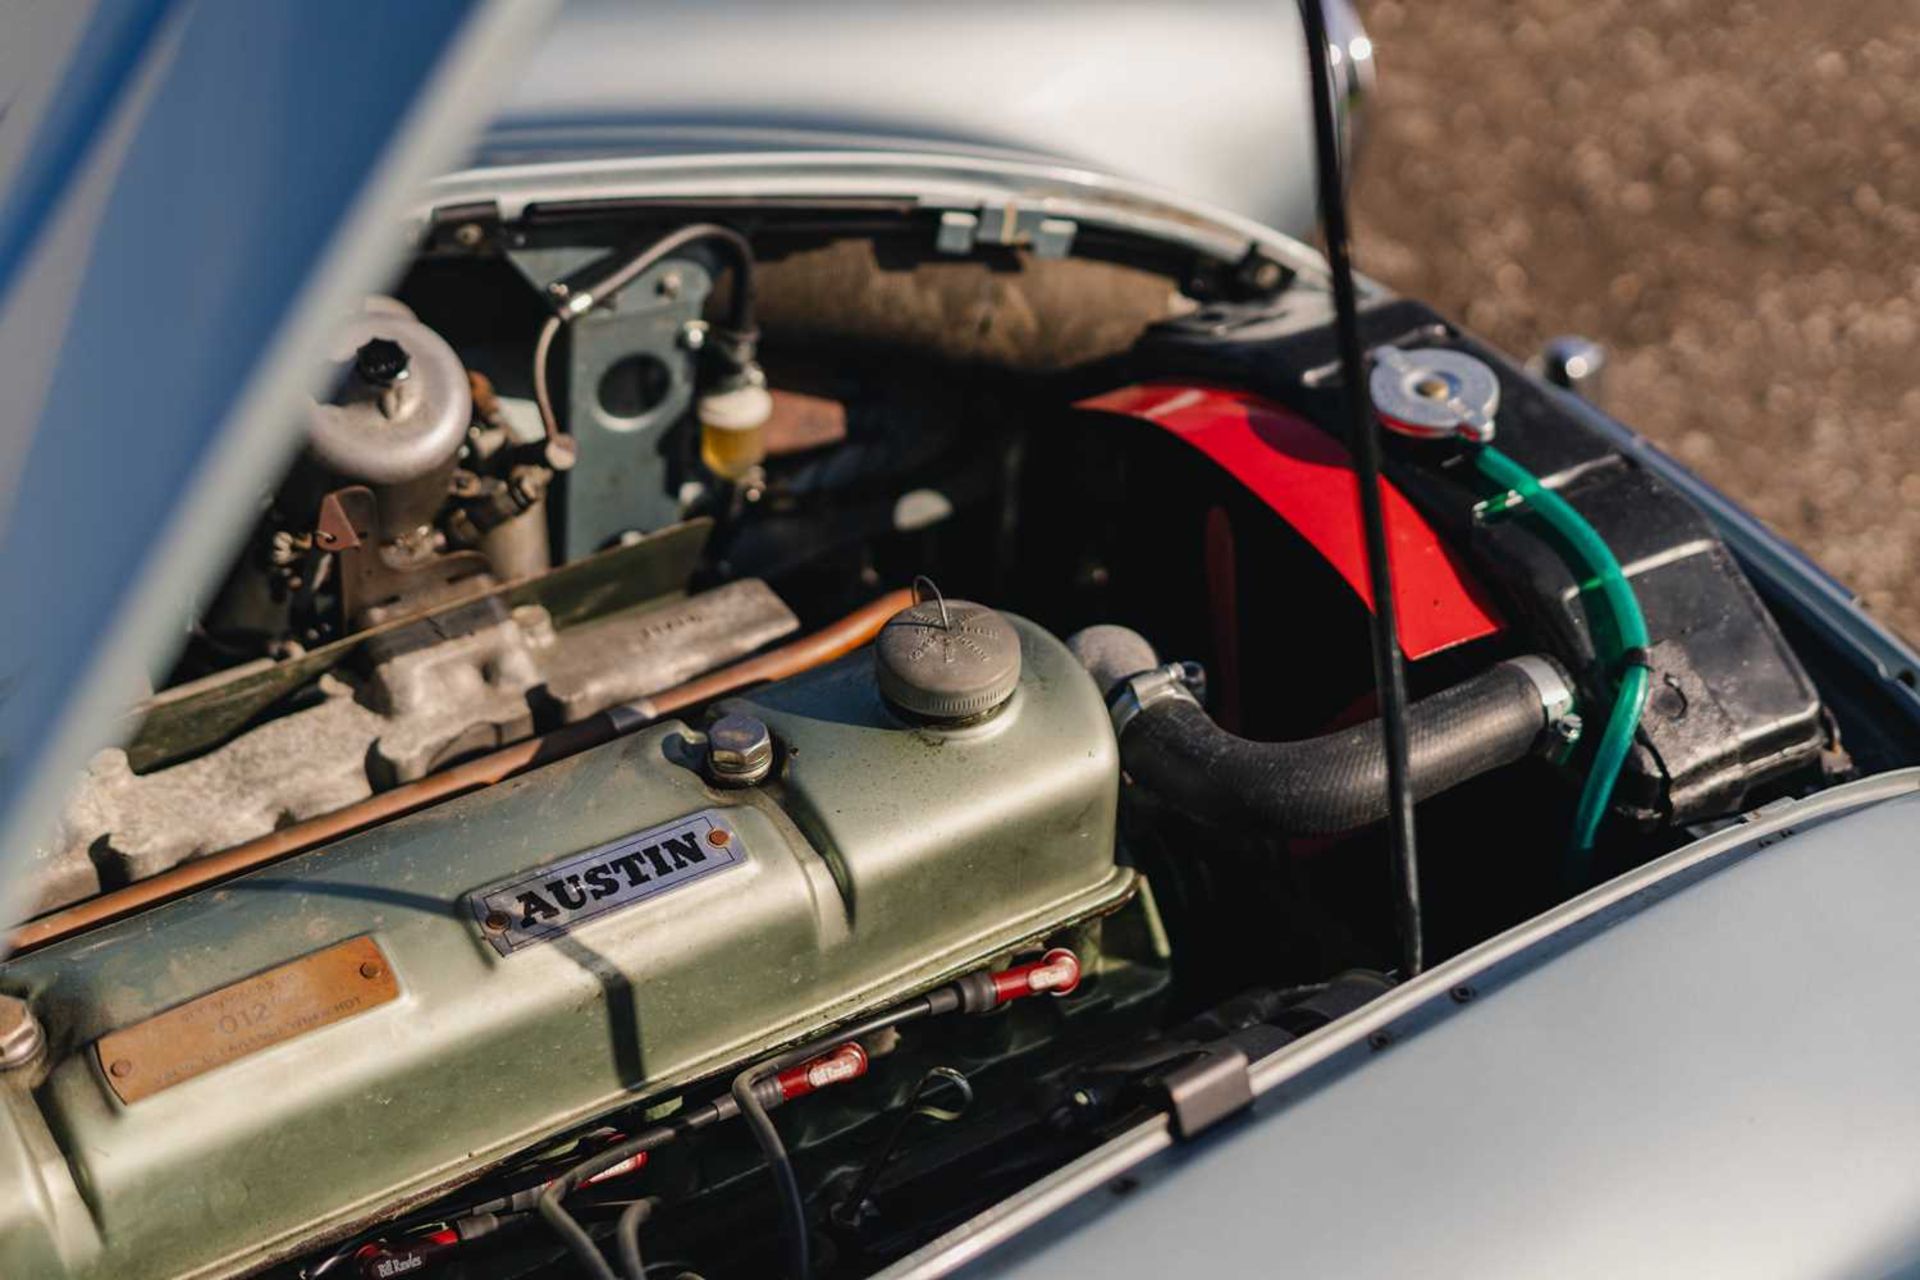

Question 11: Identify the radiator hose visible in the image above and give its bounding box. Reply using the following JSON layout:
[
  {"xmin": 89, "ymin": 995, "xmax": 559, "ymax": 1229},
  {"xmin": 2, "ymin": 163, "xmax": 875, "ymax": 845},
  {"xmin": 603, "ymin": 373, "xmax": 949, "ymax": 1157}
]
[{"xmin": 1070, "ymin": 627, "xmax": 1572, "ymax": 837}]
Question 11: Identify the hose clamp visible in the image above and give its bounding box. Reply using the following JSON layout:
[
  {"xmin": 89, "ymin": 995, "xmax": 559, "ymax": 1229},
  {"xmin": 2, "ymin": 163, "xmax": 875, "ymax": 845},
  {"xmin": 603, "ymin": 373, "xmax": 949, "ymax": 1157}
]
[
  {"xmin": 1108, "ymin": 662, "xmax": 1203, "ymax": 739},
  {"xmin": 1505, "ymin": 655, "xmax": 1577, "ymax": 723}
]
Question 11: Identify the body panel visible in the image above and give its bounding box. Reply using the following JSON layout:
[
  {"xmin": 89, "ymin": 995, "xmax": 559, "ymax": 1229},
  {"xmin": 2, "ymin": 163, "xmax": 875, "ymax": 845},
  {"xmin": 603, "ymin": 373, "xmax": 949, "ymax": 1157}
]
[{"xmin": 886, "ymin": 769, "xmax": 1920, "ymax": 1278}]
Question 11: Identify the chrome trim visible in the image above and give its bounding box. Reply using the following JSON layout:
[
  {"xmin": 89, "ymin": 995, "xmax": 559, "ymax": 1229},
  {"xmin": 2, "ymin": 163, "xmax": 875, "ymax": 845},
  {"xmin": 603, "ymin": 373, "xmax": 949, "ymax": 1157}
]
[
  {"xmin": 1321, "ymin": 0, "xmax": 1377, "ymax": 166},
  {"xmin": 419, "ymin": 150, "xmax": 1353, "ymax": 290}
]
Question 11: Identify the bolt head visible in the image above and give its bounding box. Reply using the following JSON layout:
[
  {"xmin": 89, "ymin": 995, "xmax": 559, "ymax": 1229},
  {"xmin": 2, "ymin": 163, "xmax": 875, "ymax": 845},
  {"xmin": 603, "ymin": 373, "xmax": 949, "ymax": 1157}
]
[
  {"xmin": 353, "ymin": 337, "xmax": 410, "ymax": 386},
  {"xmin": 707, "ymin": 714, "xmax": 773, "ymax": 785},
  {"xmin": 0, "ymin": 997, "xmax": 42, "ymax": 1070}
]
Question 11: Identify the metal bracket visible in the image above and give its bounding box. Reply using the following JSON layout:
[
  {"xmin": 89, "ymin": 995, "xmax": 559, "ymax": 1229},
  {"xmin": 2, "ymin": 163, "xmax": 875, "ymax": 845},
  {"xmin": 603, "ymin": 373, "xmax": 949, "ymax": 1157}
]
[
  {"xmin": 935, "ymin": 206, "xmax": 1077, "ymax": 259},
  {"xmin": 324, "ymin": 486, "xmax": 492, "ymax": 628},
  {"xmin": 1162, "ymin": 1044, "xmax": 1254, "ymax": 1139},
  {"xmin": 507, "ymin": 245, "xmax": 712, "ymax": 556}
]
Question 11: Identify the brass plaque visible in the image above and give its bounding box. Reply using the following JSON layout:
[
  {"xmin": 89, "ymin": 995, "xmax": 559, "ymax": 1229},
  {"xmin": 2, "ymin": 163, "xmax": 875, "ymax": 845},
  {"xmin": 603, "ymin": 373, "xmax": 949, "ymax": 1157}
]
[{"xmin": 95, "ymin": 936, "xmax": 398, "ymax": 1104}]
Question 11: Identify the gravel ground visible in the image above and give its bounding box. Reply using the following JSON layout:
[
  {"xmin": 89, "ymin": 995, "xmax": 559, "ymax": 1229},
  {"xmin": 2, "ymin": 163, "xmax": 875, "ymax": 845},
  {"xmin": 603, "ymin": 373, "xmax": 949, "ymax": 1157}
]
[{"xmin": 1352, "ymin": 0, "xmax": 1920, "ymax": 639}]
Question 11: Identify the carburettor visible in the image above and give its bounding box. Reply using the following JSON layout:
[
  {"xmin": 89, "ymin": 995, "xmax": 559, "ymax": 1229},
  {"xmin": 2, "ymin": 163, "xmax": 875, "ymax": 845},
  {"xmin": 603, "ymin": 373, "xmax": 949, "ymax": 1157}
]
[{"xmin": 0, "ymin": 605, "xmax": 1132, "ymax": 1280}]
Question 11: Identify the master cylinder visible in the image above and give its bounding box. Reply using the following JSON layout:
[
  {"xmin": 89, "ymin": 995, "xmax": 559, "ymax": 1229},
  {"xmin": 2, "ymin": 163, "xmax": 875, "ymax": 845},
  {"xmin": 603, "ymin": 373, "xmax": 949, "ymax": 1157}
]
[{"xmin": 0, "ymin": 605, "xmax": 1131, "ymax": 1280}]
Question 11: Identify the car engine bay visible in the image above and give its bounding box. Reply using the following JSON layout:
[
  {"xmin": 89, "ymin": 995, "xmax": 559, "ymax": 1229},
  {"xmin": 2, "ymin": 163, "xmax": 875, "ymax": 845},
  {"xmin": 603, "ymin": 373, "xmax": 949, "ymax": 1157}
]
[{"xmin": 0, "ymin": 193, "xmax": 1893, "ymax": 1280}]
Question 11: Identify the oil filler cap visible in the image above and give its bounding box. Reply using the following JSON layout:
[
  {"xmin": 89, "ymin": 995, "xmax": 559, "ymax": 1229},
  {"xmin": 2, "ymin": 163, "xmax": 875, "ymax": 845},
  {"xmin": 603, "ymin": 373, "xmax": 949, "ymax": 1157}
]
[{"xmin": 875, "ymin": 596, "xmax": 1021, "ymax": 723}]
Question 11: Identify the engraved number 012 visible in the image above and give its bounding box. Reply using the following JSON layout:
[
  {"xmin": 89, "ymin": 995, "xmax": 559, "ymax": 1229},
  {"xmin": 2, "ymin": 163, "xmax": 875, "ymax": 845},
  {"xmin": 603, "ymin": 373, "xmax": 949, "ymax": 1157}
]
[{"xmin": 217, "ymin": 1002, "xmax": 272, "ymax": 1036}]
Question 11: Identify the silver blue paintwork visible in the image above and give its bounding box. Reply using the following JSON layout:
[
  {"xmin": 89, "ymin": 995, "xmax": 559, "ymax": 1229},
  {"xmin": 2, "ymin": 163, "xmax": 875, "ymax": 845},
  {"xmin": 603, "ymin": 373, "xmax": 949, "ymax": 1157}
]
[
  {"xmin": 885, "ymin": 768, "xmax": 1920, "ymax": 1278},
  {"xmin": 488, "ymin": 0, "xmax": 1368, "ymax": 240}
]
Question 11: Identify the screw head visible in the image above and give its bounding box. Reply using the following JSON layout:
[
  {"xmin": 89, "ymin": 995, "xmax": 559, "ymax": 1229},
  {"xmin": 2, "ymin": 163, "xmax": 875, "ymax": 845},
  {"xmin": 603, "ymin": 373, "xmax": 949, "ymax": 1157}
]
[
  {"xmin": 706, "ymin": 714, "xmax": 773, "ymax": 786},
  {"xmin": 483, "ymin": 909, "xmax": 511, "ymax": 933},
  {"xmin": 706, "ymin": 827, "xmax": 732, "ymax": 848},
  {"xmin": 0, "ymin": 997, "xmax": 43, "ymax": 1070},
  {"xmin": 109, "ymin": 1058, "xmax": 133, "ymax": 1079},
  {"xmin": 359, "ymin": 960, "xmax": 384, "ymax": 981}
]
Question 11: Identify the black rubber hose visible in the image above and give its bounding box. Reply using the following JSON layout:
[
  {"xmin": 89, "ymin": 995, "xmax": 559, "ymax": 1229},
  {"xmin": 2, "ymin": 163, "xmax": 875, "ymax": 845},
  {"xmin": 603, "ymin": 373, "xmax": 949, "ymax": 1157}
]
[
  {"xmin": 1074, "ymin": 629, "xmax": 1562, "ymax": 837},
  {"xmin": 616, "ymin": 1198, "xmax": 659, "ymax": 1280}
]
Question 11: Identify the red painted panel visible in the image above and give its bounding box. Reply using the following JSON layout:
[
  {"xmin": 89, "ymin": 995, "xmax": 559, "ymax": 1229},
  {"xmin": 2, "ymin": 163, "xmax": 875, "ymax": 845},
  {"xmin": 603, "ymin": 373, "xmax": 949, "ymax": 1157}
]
[{"xmin": 1078, "ymin": 383, "xmax": 1503, "ymax": 660}]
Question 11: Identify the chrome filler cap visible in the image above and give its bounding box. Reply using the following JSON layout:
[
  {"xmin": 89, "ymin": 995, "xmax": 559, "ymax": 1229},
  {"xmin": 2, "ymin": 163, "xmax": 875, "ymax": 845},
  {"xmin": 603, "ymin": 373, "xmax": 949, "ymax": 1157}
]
[{"xmin": 1369, "ymin": 346, "xmax": 1500, "ymax": 443}]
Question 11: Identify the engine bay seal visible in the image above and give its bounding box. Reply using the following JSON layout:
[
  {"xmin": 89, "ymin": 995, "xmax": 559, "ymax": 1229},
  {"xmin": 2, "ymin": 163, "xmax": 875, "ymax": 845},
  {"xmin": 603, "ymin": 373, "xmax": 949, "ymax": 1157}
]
[
  {"xmin": 93, "ymin": 936, "xmax": 399, "ymax": 1105},
  {"xmin": 469, "ymin": 809, "xmax": 746, "ymax": 955}
]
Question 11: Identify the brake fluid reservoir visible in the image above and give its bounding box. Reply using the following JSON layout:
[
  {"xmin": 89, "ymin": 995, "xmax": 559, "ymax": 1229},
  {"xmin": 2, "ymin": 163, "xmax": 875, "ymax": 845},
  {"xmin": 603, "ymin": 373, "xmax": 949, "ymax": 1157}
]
[{"xmin": 698, "ymin": 380, "xmax": 772, "ymax": 480}]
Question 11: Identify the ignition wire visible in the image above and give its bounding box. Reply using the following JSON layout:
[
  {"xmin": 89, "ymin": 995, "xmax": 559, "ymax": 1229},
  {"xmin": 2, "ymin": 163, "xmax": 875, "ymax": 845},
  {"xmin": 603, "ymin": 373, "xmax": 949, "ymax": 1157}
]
[{"xmin": 536, "ymin": 951, "xmax": 1081, "ymax": 1280}]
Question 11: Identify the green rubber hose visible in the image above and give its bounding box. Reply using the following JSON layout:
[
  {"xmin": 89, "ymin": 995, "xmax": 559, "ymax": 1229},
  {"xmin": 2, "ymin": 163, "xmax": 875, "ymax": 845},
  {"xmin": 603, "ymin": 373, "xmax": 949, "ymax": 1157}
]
[{"xmin": 1471, "ymin": 445, "xmax": 1650, "ymax": 877}]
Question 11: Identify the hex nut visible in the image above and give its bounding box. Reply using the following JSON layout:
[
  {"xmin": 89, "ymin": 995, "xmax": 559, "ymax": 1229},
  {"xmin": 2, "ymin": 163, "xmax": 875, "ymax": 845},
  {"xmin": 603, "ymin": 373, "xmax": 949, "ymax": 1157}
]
[
  {"xmin": 707, "ymin": 714, "xmax": 773, "ymax": 786},
  {"xmin": 0, "ymin": 996, "xmax": 45, "ymax": 1071},
  {"xmin": 353, "ymin": 337, "xmax": 411, "ymax": 387}
]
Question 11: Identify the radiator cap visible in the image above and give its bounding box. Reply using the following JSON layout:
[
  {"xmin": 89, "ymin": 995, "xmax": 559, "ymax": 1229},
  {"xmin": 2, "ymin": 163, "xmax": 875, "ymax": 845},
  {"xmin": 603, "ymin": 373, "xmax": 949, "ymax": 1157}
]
[{"xmin": 875, "ymin": 596, "xmax": 1021, "ymax": 722}]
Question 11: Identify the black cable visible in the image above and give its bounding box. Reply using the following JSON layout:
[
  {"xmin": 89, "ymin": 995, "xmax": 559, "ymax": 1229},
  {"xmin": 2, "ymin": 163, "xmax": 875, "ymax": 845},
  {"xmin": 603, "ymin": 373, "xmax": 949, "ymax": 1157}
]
[
  {"xmin": 616, "ymin": 1198, "xmax": 659, "ymax": 1280},
  {"xmin": 731, "ymin": 1072, "xmax": 810, "ymax": 1280},
  {"xmin": 536, "ymin": 1112, "xmax": 721, "ymax": 1280},
  {"xmin": 1296, "ymin": 0, "xmax": 1425, "ymax": 976},
  {"xmin": 729, "ymin": 999, "xmax": 938, "ymax": 1279},
  {"xmin": 534, "ymin": 997, "xmax": 936, "ymax": 1280}
]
